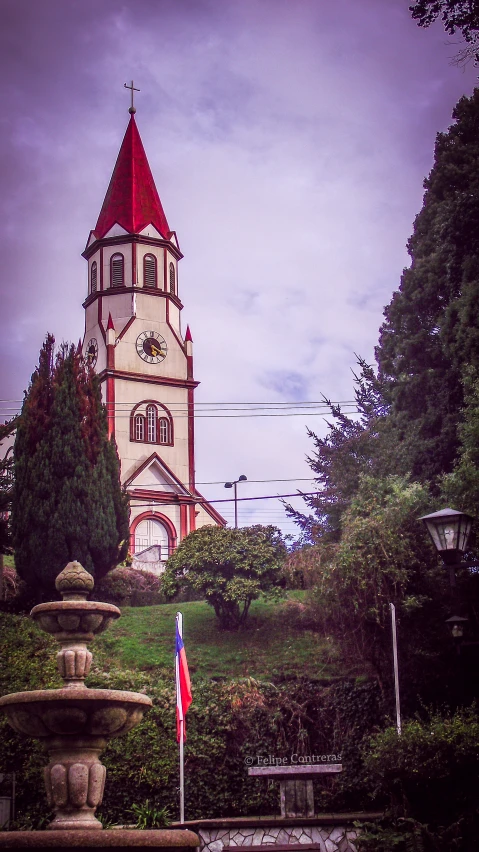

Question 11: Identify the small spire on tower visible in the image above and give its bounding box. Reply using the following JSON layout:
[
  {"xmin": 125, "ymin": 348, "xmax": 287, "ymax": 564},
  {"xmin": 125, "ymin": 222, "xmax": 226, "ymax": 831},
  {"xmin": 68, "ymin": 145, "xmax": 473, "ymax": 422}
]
[
  {"xmin": 107, "ymin": 312, "xmax": 115, "ymax": 331},
  {"xmin": 185, "ymin": 325, "xmax": 193, "ymax": 342}
]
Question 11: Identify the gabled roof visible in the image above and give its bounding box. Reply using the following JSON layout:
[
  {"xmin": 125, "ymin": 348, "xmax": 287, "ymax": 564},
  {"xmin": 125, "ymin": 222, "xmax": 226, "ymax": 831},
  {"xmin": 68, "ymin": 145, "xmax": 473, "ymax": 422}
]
[
  {"xmin": 124, "ymin": 452, "xmax": 227, "ymax": 527},
  {"xmin": 94, "ymin": 115, "xmax": 170, "ymax": 239},
  {"xmin": 124, "ymin": 452, "xmax": 191, "ymax": 495}
]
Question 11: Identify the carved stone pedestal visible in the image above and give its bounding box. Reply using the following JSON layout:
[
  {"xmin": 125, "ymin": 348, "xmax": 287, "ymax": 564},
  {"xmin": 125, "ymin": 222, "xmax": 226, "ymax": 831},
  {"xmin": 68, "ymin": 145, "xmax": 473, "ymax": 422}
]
[{"xmin": 44, "ymin": 737, "xmax": 107, "ymax": 830}]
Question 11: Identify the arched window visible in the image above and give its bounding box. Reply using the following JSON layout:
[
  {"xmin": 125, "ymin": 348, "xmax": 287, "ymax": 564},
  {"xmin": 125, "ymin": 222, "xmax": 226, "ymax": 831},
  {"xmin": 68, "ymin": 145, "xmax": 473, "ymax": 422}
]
[
  {"xmin": 130, "ymin": 402, "xmax": 173, "ymax": 445},
  {"xmin": 134, "ymin": 414, "xmax": 145, "ymax": 442},
  {"xmin": 91, "ymin": 261, "xmax": 97, "ymax": 293},
  {"xmin": 110, "ymin": 253, "xmax": 124, "ymax": 287},
  {"xmin": 144, "ymin": 254, "xmax": 157, "ymax": 287},
  {"xmin": 146, "ymin": 404, "xmax": 157, "ymax": 443},
  {"xmin": 159, "ymin": 417, "xmax": 169, "ymax": 444},
  {"xmin": 169, "ymin": 262, "xmax": 176, "ymax": 295}
]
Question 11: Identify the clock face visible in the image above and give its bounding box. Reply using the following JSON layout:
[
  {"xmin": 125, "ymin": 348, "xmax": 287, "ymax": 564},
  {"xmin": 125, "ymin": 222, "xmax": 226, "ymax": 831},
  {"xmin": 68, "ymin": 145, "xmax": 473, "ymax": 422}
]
[
  {"xmin": 136, "ymin": 330, "xmax": 168, "ymax": 363},
  {"xmin": 85, "ymin": 338, "xmax": 98, "ymax": 368}
]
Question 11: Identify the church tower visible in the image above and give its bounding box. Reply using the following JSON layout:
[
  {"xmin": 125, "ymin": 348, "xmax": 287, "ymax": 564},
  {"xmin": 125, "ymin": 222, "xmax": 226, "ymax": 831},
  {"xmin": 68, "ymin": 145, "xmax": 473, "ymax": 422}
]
[{"xmin": 82, "ymin": 104, "xmax": 224, "ymax": 567}]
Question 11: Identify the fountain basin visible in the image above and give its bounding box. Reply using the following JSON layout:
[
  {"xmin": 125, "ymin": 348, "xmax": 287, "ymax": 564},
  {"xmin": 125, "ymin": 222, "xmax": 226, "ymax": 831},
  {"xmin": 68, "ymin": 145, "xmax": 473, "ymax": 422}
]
[
  {"xmin": 0, "ymin": 828, "xmax": 200, "ymax": 849},
  {"xmin": 0, "ymin": 690, "xmax": 153, "ymax": 831},
  {"xmin": 31, "ymin": 602, "xmax": 121, "ymax": 642},
  {"xmin": 0, "ymin": 690, "xmax": 152, "ymax": 739}
]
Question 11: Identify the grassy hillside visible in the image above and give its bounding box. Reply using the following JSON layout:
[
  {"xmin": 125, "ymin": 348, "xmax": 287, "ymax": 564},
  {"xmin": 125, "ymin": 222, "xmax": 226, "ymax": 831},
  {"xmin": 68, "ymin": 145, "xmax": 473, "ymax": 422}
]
[{"xmin": 94, "ymin": 593, "xmax": 349, "ymax": 681}]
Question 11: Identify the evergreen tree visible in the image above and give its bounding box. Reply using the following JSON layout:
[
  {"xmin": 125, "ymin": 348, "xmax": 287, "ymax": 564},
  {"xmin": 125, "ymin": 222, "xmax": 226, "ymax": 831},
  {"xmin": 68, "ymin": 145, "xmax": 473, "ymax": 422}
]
[
  {"xmin": 376, "ymin": 89, "xmax": 479, "ymax": 482},
  {"xmin": 285, "ymin": 357, "xmax": 403, "ymax": 542},
  {"xmin": 12, "ymin": 336, "xmax": 129, "ymax": 597}
]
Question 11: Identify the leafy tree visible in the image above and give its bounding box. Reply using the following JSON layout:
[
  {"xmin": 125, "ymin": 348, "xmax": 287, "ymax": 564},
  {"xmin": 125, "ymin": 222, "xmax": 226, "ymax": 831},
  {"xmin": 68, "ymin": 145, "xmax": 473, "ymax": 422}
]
[
  {"xmin": 376, "ymin": 89, "xmax": 479, "ymax": 482},
  {"xmin": 162, "ymin": 524, "xmax": 287, "ymax": 629},
  {"xmin": 11, "ymin": 336, "xmax": 129, "ymax": 597},
  {"xmin": 302, "ymin": 475, "xmax": 453, "ymax": 693},
  {"xmin": 410, "ymin": 0, "xmax": 479, "ymax": 64}
]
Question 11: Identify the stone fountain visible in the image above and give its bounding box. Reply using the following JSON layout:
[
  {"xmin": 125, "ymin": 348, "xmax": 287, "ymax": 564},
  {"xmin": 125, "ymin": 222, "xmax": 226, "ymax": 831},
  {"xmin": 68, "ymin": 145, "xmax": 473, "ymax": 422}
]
[{"xmin": 0, "ymin": 562, "xmax": 199, "ymax": 850}]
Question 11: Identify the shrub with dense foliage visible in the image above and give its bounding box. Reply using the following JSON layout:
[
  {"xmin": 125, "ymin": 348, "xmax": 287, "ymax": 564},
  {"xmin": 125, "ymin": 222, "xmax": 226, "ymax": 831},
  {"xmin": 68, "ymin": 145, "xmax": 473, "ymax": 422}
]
[
  {"xmin": 358, "ymin": 708, "xmax": 479, "ymax": 851},
  {"xmin": 95, "ymin": 566, "xmax": 163, "ymax": 607},
  {"xmin": 162, "ymin": 525, "xmax": 287, "ymax": 629}
]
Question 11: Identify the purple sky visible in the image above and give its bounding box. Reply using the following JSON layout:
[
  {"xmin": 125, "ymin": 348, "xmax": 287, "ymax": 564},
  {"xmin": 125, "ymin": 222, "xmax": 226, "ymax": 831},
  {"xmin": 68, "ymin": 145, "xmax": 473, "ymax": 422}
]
[{"xmin": 0, "ymin": 0, "xmax": 477, "ymax": 534}]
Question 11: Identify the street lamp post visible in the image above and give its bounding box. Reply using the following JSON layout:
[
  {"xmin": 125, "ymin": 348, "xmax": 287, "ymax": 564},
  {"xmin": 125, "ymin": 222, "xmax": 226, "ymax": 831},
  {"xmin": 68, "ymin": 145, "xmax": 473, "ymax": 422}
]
[
  {"xmin": 224, "ymin": 475, "xmax": 247, "ymax": 528},
  {"xmin": 419, "ymin": 507, "xmax": 475, "ymax": 640}
]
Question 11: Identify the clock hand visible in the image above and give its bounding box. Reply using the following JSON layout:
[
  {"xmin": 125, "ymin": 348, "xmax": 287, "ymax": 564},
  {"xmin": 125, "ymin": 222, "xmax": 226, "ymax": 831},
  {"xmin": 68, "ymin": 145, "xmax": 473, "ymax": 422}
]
[{"xmin": 150, "ymin": 345, "xmax": 166, "ymax": 357}]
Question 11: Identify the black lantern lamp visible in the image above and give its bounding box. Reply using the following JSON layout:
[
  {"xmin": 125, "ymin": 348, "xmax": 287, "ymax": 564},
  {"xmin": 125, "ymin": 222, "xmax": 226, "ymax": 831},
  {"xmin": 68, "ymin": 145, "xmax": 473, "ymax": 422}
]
[
  {"xmin": 420, "ymin": 508, "xmax": 479, "ymax": 648},
  {"xmin": 445, "ymin": 615, "xmax": 468, "ymax": 641},
  {"xmin": 419, "ymin": 508, "xmax": 473, "ymax": 568}
]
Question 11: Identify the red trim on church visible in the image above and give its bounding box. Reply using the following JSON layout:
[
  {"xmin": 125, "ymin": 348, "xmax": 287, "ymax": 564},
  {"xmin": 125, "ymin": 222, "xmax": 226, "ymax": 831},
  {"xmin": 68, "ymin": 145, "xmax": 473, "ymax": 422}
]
[
  {"xmin": 189, "ymin": 503, "xmax": 196, "ymax": 534},
  {"xmin": 117, "ymin": 315, "xmax": 136, "ymax": 341},
  {"xmin": 106, "ymin": 376, "xmax": 115, "ymax": 438},
  {"xmin": 132, "ymin": 240, "xmax": 137, "ymax": 287},
  {"xmin": 97, "ymin": 368, "xmax": 199, "ymax": 391},
  {"xmin": 180, "ymin": 504, "xmax": 188, "ymax": 539},
  {"xmin": 188, "ymin": 387, "xmax": 195, "ymax": 492}
]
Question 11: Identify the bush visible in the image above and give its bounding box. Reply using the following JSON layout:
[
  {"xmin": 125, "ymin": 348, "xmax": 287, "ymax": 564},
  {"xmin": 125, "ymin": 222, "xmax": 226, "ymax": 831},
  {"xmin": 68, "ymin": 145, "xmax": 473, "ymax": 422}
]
[
  {"xmin": 359, "ymin": 708, "xmax": 479, "ymax": 851},
  {"xmin": 0, "ymin": 564, "xmax": 36, "ymax": 614},
  {"xmin": 94, "ymin": 566, "xmax": 163, "ymax": 606}
]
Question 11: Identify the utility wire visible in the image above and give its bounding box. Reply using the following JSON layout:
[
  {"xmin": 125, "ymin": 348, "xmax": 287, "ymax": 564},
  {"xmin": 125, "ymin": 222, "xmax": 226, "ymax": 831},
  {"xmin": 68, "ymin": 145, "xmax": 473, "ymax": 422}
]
[
  {"xmin": 0, "ymin": 398, "xmax": 358, "ymax": 405},
  {"xmin": 130, "ymin": 477, "xmax": 317, "ymax": 487},
  {"xmin": 128, "ymin": 490, "xmax": 319, "ymax": 507}
]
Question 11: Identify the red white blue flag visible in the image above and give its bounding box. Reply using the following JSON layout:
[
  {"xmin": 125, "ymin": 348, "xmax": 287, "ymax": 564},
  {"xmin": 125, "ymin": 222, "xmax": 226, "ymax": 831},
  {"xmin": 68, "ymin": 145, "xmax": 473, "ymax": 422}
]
[{"xmin": 175, "ymin": 614, "xmax": 192, "ymax": 743}]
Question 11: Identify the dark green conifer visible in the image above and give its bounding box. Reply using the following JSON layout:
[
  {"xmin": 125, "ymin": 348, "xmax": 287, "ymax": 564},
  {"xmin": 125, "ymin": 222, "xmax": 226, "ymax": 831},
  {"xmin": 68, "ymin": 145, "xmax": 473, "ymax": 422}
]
[
  {"xmin": 12, "ymin": 336, "xmax": 129, "ymax": 597},
  {"xmin": 376, "ymin": 89, "xmax": 479, "ymax": 481}
]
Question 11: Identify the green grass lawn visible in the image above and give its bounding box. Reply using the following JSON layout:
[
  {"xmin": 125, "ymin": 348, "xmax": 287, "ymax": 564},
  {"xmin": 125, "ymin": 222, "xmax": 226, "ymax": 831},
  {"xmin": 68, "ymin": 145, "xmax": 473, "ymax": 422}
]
[{"xmin": 94, "ymin": 593, "xmax": 343, "ymax": 681}]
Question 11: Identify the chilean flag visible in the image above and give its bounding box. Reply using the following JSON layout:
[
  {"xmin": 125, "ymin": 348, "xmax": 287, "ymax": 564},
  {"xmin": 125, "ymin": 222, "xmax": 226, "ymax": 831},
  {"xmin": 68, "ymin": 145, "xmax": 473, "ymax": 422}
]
[{"xmin": 175, "ymin": 614, "xmax": 192, "ymax": 742}]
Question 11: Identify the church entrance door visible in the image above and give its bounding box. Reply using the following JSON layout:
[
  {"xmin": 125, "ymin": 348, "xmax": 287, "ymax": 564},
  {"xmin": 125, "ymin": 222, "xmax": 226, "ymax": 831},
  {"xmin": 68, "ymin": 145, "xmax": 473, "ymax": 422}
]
[{"xmin": 134, "ymin": 518, "xmax": 169, "ymax": 559}]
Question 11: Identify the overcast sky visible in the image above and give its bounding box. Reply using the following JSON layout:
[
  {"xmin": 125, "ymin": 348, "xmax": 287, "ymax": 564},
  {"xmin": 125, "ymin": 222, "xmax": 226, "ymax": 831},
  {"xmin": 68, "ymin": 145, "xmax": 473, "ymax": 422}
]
[{"xmin": 0, "ymin": 0, "xmax": 477, "ymax": 535}]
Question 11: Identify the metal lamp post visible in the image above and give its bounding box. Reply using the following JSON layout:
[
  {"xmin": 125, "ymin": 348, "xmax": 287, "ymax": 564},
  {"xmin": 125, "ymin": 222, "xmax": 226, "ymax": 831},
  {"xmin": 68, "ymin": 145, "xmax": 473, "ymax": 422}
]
[
  {"xmin": 419, "ymin": 507, "xmax": 474, "ymax": 640},
  {"xmin": 224, "ymin": 475, "xmax": 247, "ymax": 528}
]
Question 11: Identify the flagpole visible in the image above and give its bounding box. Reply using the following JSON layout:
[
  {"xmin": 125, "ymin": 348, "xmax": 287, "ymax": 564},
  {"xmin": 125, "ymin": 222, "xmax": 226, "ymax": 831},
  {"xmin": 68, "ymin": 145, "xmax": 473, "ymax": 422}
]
[
  {"xmin": 176, "ymin": 611, "xmax": 185, "ymax": 823},
  {"xmin": 179, "ymin": 718, "xmax": 185, "ymax": 823},
  {"xmin": 390, "ymin": 603, "xmax": 402, "ymax": 736}
]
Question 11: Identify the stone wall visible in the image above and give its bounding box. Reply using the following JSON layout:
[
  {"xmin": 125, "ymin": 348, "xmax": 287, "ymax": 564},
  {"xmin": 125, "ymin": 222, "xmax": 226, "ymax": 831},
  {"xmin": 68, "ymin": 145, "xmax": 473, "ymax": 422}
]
[{"xmin": 186, "ymin": 820, "xmax": 360, "ymax": 852}]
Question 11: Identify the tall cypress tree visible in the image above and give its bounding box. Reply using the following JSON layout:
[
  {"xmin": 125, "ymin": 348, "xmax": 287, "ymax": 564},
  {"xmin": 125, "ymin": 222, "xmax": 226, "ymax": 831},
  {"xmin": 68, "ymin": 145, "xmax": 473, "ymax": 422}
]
[
  {"xmin": 12, "ymin": 337, "xmax": 129, "ymax": 597},
  {"xmin": 376, "ymin": 88, "xmax": 479, "ymax": 482}
]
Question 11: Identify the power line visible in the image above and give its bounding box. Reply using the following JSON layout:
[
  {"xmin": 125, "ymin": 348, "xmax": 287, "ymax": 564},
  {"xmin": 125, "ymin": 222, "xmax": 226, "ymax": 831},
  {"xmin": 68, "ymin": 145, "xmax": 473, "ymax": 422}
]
[
  {"xmin": 131, "ymin": 477, "xmax": 317, "ymax": 487},
  {"xmin": 0, "ymin": 409, "xmax": 361, "ymax": 420},
  {"xmin": 129, "ymin": 490, "xmax": 318, "ymax": 508},
  {"xmin": 0, "ymin": 398, "xmax": 357, "ymax": 405}
]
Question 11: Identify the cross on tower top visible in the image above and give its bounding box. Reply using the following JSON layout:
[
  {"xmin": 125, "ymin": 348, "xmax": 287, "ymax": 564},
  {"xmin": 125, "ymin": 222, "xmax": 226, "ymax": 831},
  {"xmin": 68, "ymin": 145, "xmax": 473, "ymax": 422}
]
[{"xmin": 124, "ymin": 80, "xmax": 140, "ymax": 114}]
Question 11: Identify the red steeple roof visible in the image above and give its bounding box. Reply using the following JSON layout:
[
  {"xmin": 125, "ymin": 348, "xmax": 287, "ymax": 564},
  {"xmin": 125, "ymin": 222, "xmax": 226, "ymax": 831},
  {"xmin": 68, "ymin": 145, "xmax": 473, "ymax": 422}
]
[{"xmin": 95, "ymin": 115, "xmax": 170, "ymax": 239}]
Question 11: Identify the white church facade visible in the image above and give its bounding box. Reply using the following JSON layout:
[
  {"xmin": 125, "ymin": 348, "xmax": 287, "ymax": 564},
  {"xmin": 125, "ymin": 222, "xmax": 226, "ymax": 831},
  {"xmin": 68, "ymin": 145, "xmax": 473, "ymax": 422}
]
[{"xmin": 81, "ymin": 107, "xmax": 225, "ymax": 568}]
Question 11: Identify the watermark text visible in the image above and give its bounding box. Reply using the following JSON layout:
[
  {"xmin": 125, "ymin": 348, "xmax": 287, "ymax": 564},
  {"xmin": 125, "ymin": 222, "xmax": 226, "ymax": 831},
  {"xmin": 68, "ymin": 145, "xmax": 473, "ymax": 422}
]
[{"xmin": 244, "ymin": 753, "xmax": 341, "ymax": 767}]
